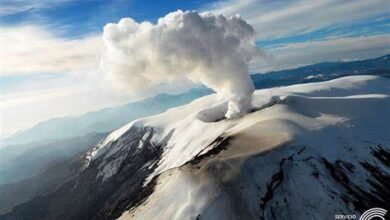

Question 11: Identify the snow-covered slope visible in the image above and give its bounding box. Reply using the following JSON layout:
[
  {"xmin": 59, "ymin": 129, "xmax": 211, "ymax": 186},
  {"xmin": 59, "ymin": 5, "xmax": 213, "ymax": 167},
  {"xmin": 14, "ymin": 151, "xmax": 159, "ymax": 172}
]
[
  {"xmin": 85, "ymin": 75, "xmax": 390, "ymax": 219},
  {"xmin": 2, "ymin": 75, "xmax": 389, "ymax": 220}
]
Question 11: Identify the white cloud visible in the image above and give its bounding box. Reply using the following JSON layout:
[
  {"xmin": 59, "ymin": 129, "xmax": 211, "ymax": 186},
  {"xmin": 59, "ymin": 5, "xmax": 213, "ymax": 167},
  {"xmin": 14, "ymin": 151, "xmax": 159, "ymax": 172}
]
[
  {"xmin": 0, "ymin": 0, "xmax": 73, "ymax": 16},
  {"xmin": 0, "ymin": 25, "xmax": 103, "ymax": 75},
  {"xmin": 206, "ymin": 0, "xmax": 389, "ymax": 40}
]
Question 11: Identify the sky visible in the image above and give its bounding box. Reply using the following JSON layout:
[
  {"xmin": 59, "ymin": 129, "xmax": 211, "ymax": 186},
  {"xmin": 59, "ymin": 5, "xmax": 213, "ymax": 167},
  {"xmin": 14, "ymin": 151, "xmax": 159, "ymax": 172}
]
[{"xmin": 0, "ymin": 0, "xmax": 389, "ymax": 138}]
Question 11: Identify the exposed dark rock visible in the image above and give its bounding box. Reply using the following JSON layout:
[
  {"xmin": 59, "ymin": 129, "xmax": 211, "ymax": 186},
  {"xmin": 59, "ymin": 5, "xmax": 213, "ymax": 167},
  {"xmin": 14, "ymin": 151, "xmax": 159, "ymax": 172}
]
[
  {"xmin": 189, "ymin": 136, "xmax": 231, "ymax": 165},
  {"xmin": 322, "ymin": 145, "xmax": 390, "ymax": 213}
]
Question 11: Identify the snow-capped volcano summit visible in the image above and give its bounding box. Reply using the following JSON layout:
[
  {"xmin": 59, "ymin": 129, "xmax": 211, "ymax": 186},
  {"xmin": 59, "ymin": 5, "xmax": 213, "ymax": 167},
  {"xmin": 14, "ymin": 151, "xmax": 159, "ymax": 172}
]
[{"xmin": 3, "ymin": 75, "xmax": 389, "ymax": 220}]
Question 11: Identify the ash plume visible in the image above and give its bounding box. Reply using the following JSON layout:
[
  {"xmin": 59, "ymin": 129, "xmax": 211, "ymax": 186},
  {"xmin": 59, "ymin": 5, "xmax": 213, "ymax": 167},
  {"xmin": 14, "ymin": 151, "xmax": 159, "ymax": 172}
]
[{"xmin": 101, "ymin": 10, "xmax": 263, "ymax": 118}]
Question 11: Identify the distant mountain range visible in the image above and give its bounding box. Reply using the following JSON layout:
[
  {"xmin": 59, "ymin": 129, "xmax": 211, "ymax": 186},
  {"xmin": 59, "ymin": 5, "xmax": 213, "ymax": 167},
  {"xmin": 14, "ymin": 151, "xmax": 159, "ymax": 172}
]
[
  {"xmin": 0, "ymin": 132, "xmax": 108, "ymax": 184},
  {"xmin": 0, "ymin": 88, "xmax": 211, "ymax": 148},
  {"xmin": 251, "ymin": 54, "xmax": 390, "ymax": 89}
]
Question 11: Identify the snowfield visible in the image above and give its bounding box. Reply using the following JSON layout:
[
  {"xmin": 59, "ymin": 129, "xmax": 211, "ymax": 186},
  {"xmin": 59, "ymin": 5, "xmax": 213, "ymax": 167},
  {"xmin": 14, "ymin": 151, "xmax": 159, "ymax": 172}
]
[{"xmin": 83, "ymin": 75, "xmax": 390, "ymax": 220}]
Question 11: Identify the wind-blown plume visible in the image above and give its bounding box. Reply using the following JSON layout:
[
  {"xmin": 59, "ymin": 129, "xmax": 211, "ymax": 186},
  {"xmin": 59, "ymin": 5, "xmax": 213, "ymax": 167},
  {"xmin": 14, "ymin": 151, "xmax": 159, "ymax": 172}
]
[{"xmin": 101, "ymin": 10, "xmax": 262, "ymax": 118}]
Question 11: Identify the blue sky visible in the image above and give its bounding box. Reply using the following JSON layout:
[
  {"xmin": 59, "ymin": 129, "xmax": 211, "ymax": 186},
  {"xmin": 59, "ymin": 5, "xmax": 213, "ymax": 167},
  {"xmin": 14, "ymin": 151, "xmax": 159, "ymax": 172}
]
[
  {"xmin": 0, "ymin": 0, "xmax": 217, "ymax": 38},
  {"xmin": 258, "ymin": 14, "xmax": 390, "ymax": 48},
  {"xmin": 0, "ymin": 0, "xmax": 389, "ymax": 137}
]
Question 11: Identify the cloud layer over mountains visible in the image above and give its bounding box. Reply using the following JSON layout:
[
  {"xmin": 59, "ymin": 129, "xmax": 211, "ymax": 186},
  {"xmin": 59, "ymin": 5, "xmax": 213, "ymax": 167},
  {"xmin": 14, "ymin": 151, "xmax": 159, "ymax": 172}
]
[{"xmin": 101, "ymin": 10, "xmax": 263, "ymax": 118}]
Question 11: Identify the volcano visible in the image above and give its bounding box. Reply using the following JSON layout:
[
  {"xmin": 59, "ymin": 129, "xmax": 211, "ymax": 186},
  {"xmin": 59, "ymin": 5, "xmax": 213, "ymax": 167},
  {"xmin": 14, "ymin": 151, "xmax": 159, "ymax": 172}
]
[{"xmin": 2, "ymin": 75, "xmax": 389, "ymax": 220}]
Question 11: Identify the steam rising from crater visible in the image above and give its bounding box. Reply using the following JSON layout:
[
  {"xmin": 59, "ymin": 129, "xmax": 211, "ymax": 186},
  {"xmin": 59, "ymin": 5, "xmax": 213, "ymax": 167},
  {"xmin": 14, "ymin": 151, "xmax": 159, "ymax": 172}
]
[{"xmin": 101, "ymin": 10, "xmax": 263, "ymax": 118}]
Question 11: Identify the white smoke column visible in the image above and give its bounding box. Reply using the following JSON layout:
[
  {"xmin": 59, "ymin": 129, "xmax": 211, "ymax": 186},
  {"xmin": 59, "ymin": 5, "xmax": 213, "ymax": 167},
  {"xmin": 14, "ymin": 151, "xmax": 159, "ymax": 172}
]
[{"xmin": 101, "ymin": 10, "xmax": 262, "ymax": 118}]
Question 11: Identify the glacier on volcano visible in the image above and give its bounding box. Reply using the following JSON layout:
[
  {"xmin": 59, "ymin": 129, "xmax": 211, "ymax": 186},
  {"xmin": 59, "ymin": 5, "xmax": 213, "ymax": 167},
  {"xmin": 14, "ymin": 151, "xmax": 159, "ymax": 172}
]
[{"xmin": 2, "ymin": 75, "xmax": 389, "ymax": 220}]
